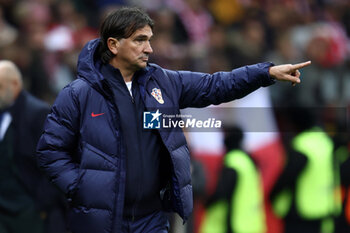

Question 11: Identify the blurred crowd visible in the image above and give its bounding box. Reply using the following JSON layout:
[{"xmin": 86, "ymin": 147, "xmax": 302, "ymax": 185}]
[
  {"xmin": 1, "ymin": 0, "xmax": 350, "ymax": 108},
  {"xmin": 1, "ymin": 0, "xmax": 350, "ymax": 233}
]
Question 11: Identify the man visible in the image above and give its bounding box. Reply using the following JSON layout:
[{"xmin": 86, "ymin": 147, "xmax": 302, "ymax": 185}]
[
  {"xmin": 0, "ymin": 60, "xmax": 67, "ymax": 233},
  {"xmin": 200, "ymin": 126, "xmax": 266, "ymax": 233},
  {"xmin": 270, "ymin": 107, "xmax": 340, "ymax": 233},
  {"xmin": 335, "ymin": 148, "xmax": 350, "ymax": 233},
  {"xmin": 36, "ymin": 7, "xmax": 311, "ymax": 233}
]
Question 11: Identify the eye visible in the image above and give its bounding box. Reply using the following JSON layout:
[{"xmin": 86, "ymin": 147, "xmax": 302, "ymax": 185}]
[{"xmin": 134, "ymin": 35, "xmax": 151, "ymax": 43}]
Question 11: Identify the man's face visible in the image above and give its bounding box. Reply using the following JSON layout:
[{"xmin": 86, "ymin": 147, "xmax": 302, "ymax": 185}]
[
  {"xmin": 0, "ymin": 75, "xmax": 15, "ymax": 110},
  {"xmin": 116, "ymin": 25, "xmax": 153, "ymax": 71}
]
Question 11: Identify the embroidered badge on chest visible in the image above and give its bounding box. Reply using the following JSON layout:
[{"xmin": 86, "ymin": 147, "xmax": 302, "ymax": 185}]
[{"xmin": 151, "ymin": 88, "xmax": 164, "ymax": 104}]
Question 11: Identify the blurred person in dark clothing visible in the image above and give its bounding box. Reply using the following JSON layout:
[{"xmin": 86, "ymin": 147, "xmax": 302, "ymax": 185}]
[
  {"xmin": 0, "ymin": 60, "xmax": 67, "ymax": 233},
  {"xmin": 270, "ymin": 107, "xmax": 341, "ymax": 233},
  {"xmin": 227, "ymin": 17, "xmax": 267, "ymax": 68},
  {"xmin": 334, "ymin": 134, "xmax": 350, "ymax": 233},
  {"xmin": 187, "ymin": 154, "xmax": 207, "ymax": 233},
  {"xmin": 200, "ymin": 126, "xmax": 266, "ymax": 233}
]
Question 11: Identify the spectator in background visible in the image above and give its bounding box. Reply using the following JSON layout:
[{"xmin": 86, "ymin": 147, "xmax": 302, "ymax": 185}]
[
  {"xmin": 0, "ymin": 1, "xmax": 54, "ymax": 102},
  {"xmin": 0, "ymin": 60, "xmax": 67, "ymax": 233},
  {"xmin": 148, "ymin": 8, "xmax": 190, "ymax": 70},
  {"xmin": 166, "ymin": 0, "xmax": 213, "ymax": 71},
  {"xmin": 206, "ymin": 23, "xmax": 232, "ymax": 73},
  {"xmin": 227, "ymin": 16, "xmax": 267, "ymax": 68},
  {"xmin": 0, "ymin": 7, "xmax": 17, "ymax": 48},
  {"xmin": 208, "ymin": 0, "xmax": 244, "ymax": 26},
  {"xmin": 334, "ymin": 133, "xmax": 350, "ymax": 233},
  {"xmin": 289, "ymin": 21, "xmax": 349, "ymax": 107},
  {"xmin": 337, "ymin": 155, "xmax": 350, "ymax": 232},
  {"xmin": 200, "ymin": 126, "xmax": 266, "ymax": 233},
  {"xmin": 270, "ymin": 106, "xmax": 341, "ymax": 233}
]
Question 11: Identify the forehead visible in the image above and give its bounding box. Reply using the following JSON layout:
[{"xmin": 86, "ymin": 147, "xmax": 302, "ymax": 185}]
[
  {"xmin": 130, "ymin": 25, "xmax": 153, "ymax": 38},
  {"xmin": 0, "ymin": 67, "xmax": 13, "ymax": 85}
]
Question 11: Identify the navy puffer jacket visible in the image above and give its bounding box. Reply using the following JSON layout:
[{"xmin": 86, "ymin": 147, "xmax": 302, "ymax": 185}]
[{"xmin": 36, "ymin": 39, "xmax": 274, "ymax": 233}]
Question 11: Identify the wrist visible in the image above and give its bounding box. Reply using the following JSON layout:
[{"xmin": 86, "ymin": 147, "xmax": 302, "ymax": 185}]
[{"xmin": 269, "ymin": 66, "xmax": 276, "ymax": 80}]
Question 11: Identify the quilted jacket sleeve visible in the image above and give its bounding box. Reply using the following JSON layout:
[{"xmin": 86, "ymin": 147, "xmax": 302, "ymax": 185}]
[
  {"xmin": 172, "ymin": 62, "xmax": 275, "ymax": 109},
  {"xmin": 36, "ymin": 85, "xmax": 80, "ymax": 198}
]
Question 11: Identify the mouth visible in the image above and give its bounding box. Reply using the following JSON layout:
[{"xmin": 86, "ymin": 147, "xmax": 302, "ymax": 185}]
[{"xmin": 140, "ymin": 55, "xmax": 149, "ymax": 62}]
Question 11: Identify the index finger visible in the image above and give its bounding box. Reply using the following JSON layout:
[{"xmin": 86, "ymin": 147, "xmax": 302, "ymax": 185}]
[{"xmin": 292, "ymin": 61, "xmax": 312, "ymax": 70}]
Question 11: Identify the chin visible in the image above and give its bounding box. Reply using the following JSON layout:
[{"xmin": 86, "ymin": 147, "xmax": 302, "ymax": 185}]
[{"xmin": 139, "ymin": 63, "xmax": 147, "ymax": 68}]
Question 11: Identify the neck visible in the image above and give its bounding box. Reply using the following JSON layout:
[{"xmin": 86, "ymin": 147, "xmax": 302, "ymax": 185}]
[
  {"xmin": 119, "ymin": 70, "xmax": 134, "ymax": 82},
  {"xmin": 109, "ymin": 60, "xmax": 135, "ymax": 82}
]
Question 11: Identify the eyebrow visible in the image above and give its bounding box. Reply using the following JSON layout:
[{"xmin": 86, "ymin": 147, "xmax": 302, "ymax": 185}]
[{"xmin": 134, "ymin": 34, "xmax": 153, "ymax": 40}]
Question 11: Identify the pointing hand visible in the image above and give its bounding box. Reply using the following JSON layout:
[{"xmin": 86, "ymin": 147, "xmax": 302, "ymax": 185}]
[{"xmin": 269, "ymin": 61, "xmax": 312, "ymax": 86}]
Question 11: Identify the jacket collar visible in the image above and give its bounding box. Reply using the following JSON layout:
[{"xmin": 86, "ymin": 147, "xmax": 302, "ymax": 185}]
[{"xmin": 7, "ymin": 90, "xmax": 26, "ymax": 125}]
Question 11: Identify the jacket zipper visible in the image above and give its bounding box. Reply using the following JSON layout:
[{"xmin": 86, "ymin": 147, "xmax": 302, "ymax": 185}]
[
  {"xmin": 128, "ymin": 79, "xmax": 139, "ymax": 222},
  {"xmin": 102, "ymin": 80, "xmax": 126, "ymax": 233}
]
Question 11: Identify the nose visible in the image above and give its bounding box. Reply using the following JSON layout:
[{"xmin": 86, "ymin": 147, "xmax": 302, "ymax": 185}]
[{"xmin": 144, "ymin": 41, "xmax": 153, "ymax": 54}]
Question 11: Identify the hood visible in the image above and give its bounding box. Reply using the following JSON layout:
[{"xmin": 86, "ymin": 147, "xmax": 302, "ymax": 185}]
[{"xmin": 76, "ymin": 39, "xmax": 106, "ymax": 94}]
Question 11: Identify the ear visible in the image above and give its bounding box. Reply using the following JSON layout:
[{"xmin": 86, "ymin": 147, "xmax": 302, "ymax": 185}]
[
  {"xmin": 12, "ymin": 79, "xmax": 23, "ymax": 95},
  {"xmin": 107, "ymin": 37, "xmax": 119, "ymax": 55},
  {"xmin": 11, "ymin": 78, "xmax": 22, "ymax": 99}
]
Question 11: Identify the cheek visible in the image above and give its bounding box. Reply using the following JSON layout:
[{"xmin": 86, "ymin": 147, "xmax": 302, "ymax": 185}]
[
  {"xmin": 0, "ymin": 89, "xmax": 4, "ymax": 98},
  {"xmin": 123, "ymin": 48, "xmax": 138, "ymax": 59},
  {"xmin": 3, "ymin": 88, "xmax": 13, "ymax": 100},
  {"xmin": 132, "ymin": 47, "xmax": 143, "ymax": 56},
  {"xmin": 129, "ymin": 44, "xmax": 144, "ymax": 55}
]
